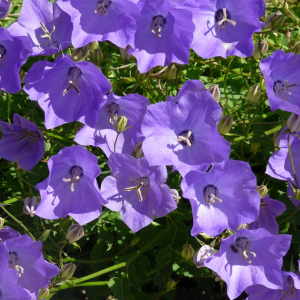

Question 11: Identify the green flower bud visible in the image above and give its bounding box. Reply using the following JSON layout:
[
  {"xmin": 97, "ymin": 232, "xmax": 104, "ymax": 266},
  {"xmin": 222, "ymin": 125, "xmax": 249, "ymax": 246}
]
[
  {"xmin": 293, "ymin": 188, "xmax": 300, "ymax": 201},
  {"xmin": 116, "ymin": 116, "xmax": 129, "ymax": 133},
  {"xmin": 292, "ymin": 42, "xmax": 300, "ymax": 55},
  {"xmin": 91, "ymin": 48, "xmax": 104, "ymax": 65},
  {"xmin": 89, "ymin": 41, "xmax": 99, "ymax": 52},
  {"xmin": 0, "ymin": 217, "xmax": 4, "ymax": 229},
  {"xmin": 66, "ymin": 224, "xmax": 84, "ymax": 243},
  {"xmin": 165, "ymin": 64, "xmax": 177, "ymax": 81},
  {"xmin": 166, "ymin": 279, "xmax": 176, "ymax": 291},
  {"xmin": 120, "ymin": 46, "xmax": 132, "ymax": 61},
  {"xmin": 250, "ymin": 141, "xmax": 261, "ymax": 155},
  {"xmin": 38, "ymin": 229, "xmax": 51, "ymax": 241},
  {"xmin": 181, "ymin": 244, "xmax": 195, "ymax": 261},
  {"xmin": 209, "ymin": 84, "xmax": 221, "ymax": 103},
  {"xmin": 264, "ymin": 12, "xmax": 285, "ymax": 30},
  {"xmin": 38, "ymin": 288, "xmax": 50, "ymax": 299},
  {"xmin": 246, "ymin": 84, "xmax": 261, "ymax": 106},
  {"xmin": 253, "ymin": 40, "xmax": 268, "ymax": 59},
  {"xmin": 135, "ymin": 70, "xmax": 147, "ymax": 84},
  {"xmin": 218, "ymin": 115, "xmax": 233, "ymax": 135},
  {"xmin": 287, "ymin": 113, "xmax": 300, "ymax": 133},
  {"xmin": 72, "ymin": 45, "xmax": 90, "ymax": 62},
  {"xmin": 257, "ymin": 185, "xmax": 268, "ymax": 198},
  {"xmin": 61, "ymin": 263, "xmax": 76, "ymax": 280}
]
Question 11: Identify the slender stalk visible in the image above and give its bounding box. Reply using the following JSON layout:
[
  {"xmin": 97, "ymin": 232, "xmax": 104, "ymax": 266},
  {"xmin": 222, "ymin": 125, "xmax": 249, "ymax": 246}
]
[
  {"xmin": 287, "ymin": 133, "xmax": 299, "ymax": 188},
  {"xmin": 278, "ymin": 206, "xmax": 300, "ymax": 225},
  {"xmin": 114, "ymin": 133, "xmax": 120, "ymax": 152},
  {"xmin": 50, "ymin": 281, "xmax": 109, "ymax": 293}
]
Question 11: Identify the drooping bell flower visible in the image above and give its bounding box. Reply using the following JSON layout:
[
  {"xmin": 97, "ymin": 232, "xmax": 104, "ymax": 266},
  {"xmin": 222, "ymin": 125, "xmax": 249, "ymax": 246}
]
[
  {"xmin": 8, "ymin": 0, "xmax": 72, "ymax": 56},
  {"xmin": 75, "ymin": 92, "xmax": 149, "ymax": 157},
  {"xmin": 141, "ymin": 90, "xmax": 231, "ymax": 176},
  {"xmin": 249, "ymin": 194, "xmax": 286, "ymax": 235},
  {"xmin": 24, "ymin": 54, "xmax": 112, "ymax": 129},
  {"xmin": 3, "ymin": 235, "xmax": 60, "ymax": 298},
  {"xmin": 35, "ymin": 145, "xmax": 107, "ymax": 225},
  {"xmin": 101, "ymin": 153, "xmax": 177, "ymax": 233},
  {"xmin": 188, "ymin": 0, "xmax": 265, "ymax": 59},
  {"xmin": 0, "ymin": 0, "xmax": 12, "ymax": 20},
  {"xmin": 127, "ymin": 0, "xmax": 195, "ymax": 73},
  {"xmin": 56, "ymin": 0, "xmax": 140, "ymax": 49},
  {"xmin": 181, "ymin": 160, "xmax": 260, "ymax": 236},
  {"xmin": 0, "ymin": 113, "xmax": 45, "ymax": 171},
  {"xmin": 0, "ymin": 27, "xmax": 30, "ymax": 93},
  {"xmin": 0, "ymin": 226, "xmax": 20, "ymax": 242},
  {"xmin": 0, "ymin": 243, "xmax": 32, "ymax": 300},
  {"xmin": 246, "ymin": 271, "xmax": 300, "ymax": 299},
  {"xmin": 260, "ymin": 50, "xmax": 300, "ymax": 114},
  {"xmin": 204, "ymin": 228, "xmax": 291, "ymax": 300}
]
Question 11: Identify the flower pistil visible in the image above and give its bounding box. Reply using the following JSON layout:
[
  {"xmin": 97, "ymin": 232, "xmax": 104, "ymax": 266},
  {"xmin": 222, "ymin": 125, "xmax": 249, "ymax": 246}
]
[{"xmin": 124, "ymin": 177, "xmax": 150, "ymax": 202}]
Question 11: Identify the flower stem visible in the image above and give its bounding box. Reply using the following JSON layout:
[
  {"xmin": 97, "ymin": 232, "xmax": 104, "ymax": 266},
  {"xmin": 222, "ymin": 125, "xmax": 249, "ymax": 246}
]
[
  {"xmin": 287, "ymin": 133, "xmax": 299, "ymax": 188},
  {"xmin": 114, "ymin": 133, "xmax": 120, "ymax": 152}
]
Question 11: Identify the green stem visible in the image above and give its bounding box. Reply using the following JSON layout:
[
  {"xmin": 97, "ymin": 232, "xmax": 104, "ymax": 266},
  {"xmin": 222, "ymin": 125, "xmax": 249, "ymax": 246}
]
[
  {"xmin": 246, "ymin": 103, "xmax": 263, "ymax": 137},
  {"xmin": 278, "ymin": 206, "xmax": 300, "ymax": 225},
  {"xmin": 63, "ymin": 257, "xmax": 113, "ymax": 264},
  {"xmin": 114, "ymin": 133, "xmax": 120, "ymax": 152},
  {"xmin": 50, "ymin": 281, "xmax": 109, "ymax": 293},
  {"xmin": 1, "ymin": 207, "xmax": 36, "ymax": 241},
  {"xmin": 287, "ymin": 133, "xmax": 299, "ymax": 188}
]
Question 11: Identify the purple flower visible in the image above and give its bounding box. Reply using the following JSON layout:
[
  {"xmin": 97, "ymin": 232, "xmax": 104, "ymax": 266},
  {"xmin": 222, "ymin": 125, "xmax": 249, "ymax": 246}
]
[
  {"xmin": 75, "ymin": 92, "xmax": 149, "ymax": 157},
  {"xmin": 181, "ymin": 160, "xmax": 260, "ymax": 236},
  {"xmin": 24, "ymin": 54, "xmax": 112, "ymax": 129},
  {"xmin": 8, "ymin": 0, "xmax": 72, "ymax": 56},
  {"xmin": 3, "ymin": 235, "xmax": 60, "ymax": 297},
  {"xmin": 0, "ymin": 27, "xmax": 30, "ymax": 93},
  {"xmin": 249, "ymin": 195, "xmax": 286, "ymax": 235},
  {"xmin": 260, "ymin": 50, "xmax": 300, "ymax": 114},
  {"xmin": 246, "ymin": 271, "xmax": 300, "ymax": 299},
  {"xmin": 35, "ymin": 145, "xmax": 107, "ymax": 225},
  {"xmin": 166, "ymin": 80, "xmax": 205, "ymax": 104},
  {"xmin": 141, "ymin": 90, "xmax": 230, "ymax": 176},
  {"xmin": 188, "ymin": 0, "xmax": 265, "ymax": 59},
  {"xmin": 0, "ymin": 226, "xmax": 20, "ymax": 242},
  {"xmin": 0, "ymin": 0, "xmax": 12, "ymax": 19},
  {"xmin": 204, "ymin": 228, "xmax": 291, "ymax": 300},
  {"xmin": 57, "ymin": 0, "xmax": 140, "ymax": 49},
  {"xmin": 127, "ymin": 0, "xmax": 195, "ymax": 73},
  {"xmin": 0, "ymin": 113, "xmax": 45, "ymax": 171},
  {"xmin": 101, "ymin": 153, "xmax": 177, "ymax": 233},
  {"xmin": 0, "ymin": 243, "xmax": 32, "ymax": 300},
  {"xmin": 287, "ymin": 184, "xmax": 300, "ymax": 208}
]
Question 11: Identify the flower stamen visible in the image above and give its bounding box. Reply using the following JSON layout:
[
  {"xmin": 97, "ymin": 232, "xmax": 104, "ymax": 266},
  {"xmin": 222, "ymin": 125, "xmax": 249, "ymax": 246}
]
[
  {"xmin": 273, "ymin": 80, "xmax": 297, "ymax": 101},
  {"xmin": 63, "ymin": 67, "xmax": 82, "ymax": 96},
  {"xmin": 231, "ymin": 237, "xmax": 256, "ymax": 264},
  {"xmin": 95, "ymin": 0, "xmax": 112, "ymax": 15},
  {"xmin": 177, "ymin": 130, "xmax": 193, "ymax": 146},
  {"xmin": 124, "ymin": 177, "xmax": 150, "ymax": 202},
  {"xmin": 63, "ymin": 166, "xmax": 83, "ymax": 192},
  {"xmin": 40, "ymin": 21, "xmax": 55, "ymax": 43},
  {"xmin": 151, "ymin": 15, "xmax": 166, "ymax": 38},
  {"xmin": 216, "ymin": 8, "xmax": 236, "ymax": 30}
]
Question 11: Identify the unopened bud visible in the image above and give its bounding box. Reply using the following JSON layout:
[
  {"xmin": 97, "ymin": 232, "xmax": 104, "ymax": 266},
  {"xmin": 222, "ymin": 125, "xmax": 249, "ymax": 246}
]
[
  {"xmin": 193, "ymin": 245, "xmax": 215, "ymax": 268},
  {"xmin": 120, "ymin": 46, "xmax": 132, "ymax": 61},
  {"xmin": 273, "ymin": 129, "xmax": 282, "ymax": 148},
  {"xmin": 61, "ymin": 262, "xmax": 76, "ymax": 280},
  {"xmin": 264, "ymin": 12, "xmax": 285, "ymax": 30},
  {"xmin": 250, "ymin": 141, "xmax": 261, "ymax": 155},
  {"xmin": 293, "ymin": 187, "xmax": 300, "ymax": 201},
  {"xmin": 181, "ymin": 244, "xmax": 195, "ymax": 261},
  {"xmin": 287, "ymin": 113, "xmax": 300, "ymax": 133},
  {"xmin": 135, "ymin": 69, "xmax": 147, "ymax": 83},
  {"xmin": 38, "ymin": 288, "xmax": 49, "ymax": 299},
  {"xmin": 134, "ymin": 142, "xmax": 144, "ymax": 158},
  {"xmin": 293, "ymin": 42, "xmax": 300, "ymax": 55},
  {"xmin": 91, "ymin": 48, "xmax": 104, "ymax": 65},
  {"xmin": 66, "ymin": 224, "xmax": 84, "ymax": 243},
  {"xmin": 170, "ymin": 189, "xmax": 180, "ymax": 205},
  {"xmin": 218, "ymin": 115, "xmax": 233, "ymax": 135},
  {"xmin": 166, "ymin": 279, "xmax": 176, "ymax": 291},
  {"xmin": 23, "ymin": 196, "xmax": 38, "ymax": 217},
  {"xmin": 116, "ymin": 116, "xmax": 129, "ymax": 133},
  {"xmin": 166, "ymin": 64, "xmax": 177, "ymax": 81},
  {"xmin": 0, "ymin": 217, "xmax": 4, "ymax": 229},
  {"xmin": 253, "ymin": 40, "xmax": 268, "ymax": 59},
  {"xmin": 0, "ymin": 1, "xmax": 12, "ymax": 20},
  {"xmin": 39, "ymin": 229, "xmax": 51, "ymax": 241},
  {"xmin": 246, "ymin": 85, "xmax": 261, "ymax": 106},
  {"xmin": 257, "ymin": 185, "xmax": 268, "ymax": 198},
  {"xmin": 89, "ymin": 41, "xmax": 99, "ymax": 52},
  {"xmin": 209, "ymin": 84, "xmax": 221, "ymax": 103}
]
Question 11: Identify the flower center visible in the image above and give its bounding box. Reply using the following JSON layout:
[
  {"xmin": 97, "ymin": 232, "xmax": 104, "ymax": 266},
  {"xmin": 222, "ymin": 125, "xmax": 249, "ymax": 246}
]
[
  {"xmin": 124, "ymin": 177, "xmax": 150, "ymax": 202},
  {"xmin": 177, "ymin": 130, "xmax": 193, "ymax": 146},
  {"xmin": 106, "ymin": 102, "xmax": 120, "ymax": 118},
  {"xmin": 17, "ymin": 128, "xmax": 41, "ymax": 143},
  {"xmin": 273, "ymin": 80, "xmax": 297, "ymax": 101},
  {"xmin": 231, "ymin": 237, "xmax": 256, "ymax": 264},
  {"xmin": 63, "ymin": 67, "xmax": 82, "ymax": 96},
  {"xmin": 39, "ymin": 21, "xmax": 56, "ymax": 46},
  {"xmin": 204, "ymin": 185, "xmax": 222, "ymax": 206},
  {"xmin": 95, "ymin": 0, "xmax": 112, "ymax": 15},
  {"xmin": 151, "ymin": 15, "xmax": 166, "ymax": 38},
  {"xmin": 8, "ymin": 252, "xmax": 24, "ymax": 277},
  {"xmin": 0, "ymin": 45, "xmax": 6, "ymax": 68},
  {"xmin": 63, "ymin": 166, "xmax": 83, "ymax": 192},
  {"xmin": 215, "ymin": 8, "xmax": 236, "ymax": 30}
]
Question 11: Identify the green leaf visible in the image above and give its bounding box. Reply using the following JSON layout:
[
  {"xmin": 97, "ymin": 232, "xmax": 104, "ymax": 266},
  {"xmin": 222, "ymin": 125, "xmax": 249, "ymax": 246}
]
[{"xmin": 108, "ymin": 272, "xmax": 131, "ymax": 300}]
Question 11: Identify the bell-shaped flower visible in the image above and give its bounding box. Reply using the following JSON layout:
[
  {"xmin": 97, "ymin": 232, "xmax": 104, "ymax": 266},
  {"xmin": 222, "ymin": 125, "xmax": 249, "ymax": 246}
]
[
  {"xmin": 75, "ymin": 92, "xmax": 149, "ymax": 157},
  {"xmin": 127, "ymin": 0, "xmax": 195, "ymax": 73},
  {"xmin": 101, "ymin": 153, "xmax": 177, "ymax": 233},
  {"xmin": 24, "ymin": 54, "xmax": 112, "ymax": 129},
  {"xmin": 3, "ymin": 235, "xmax": 60, "ymax": 298},
  {"xmin": 187, "ymin": 0, "xmax": 265, "ymax": 59},
  {"xmin": 249, "ymin": 194, "xmax": 286, "ymax": 235},
  {"xmin": 204, "ymin": 228, "xmax": 292, "ymax": 300},
  {"xmin": 35, "ymin": 145, "xmax": 107, "ymax": 225},
  {"xmin": 0, "ymin": 243, "xmax": 32, "ymax": 300},
  {"xmin": 141, "ymin": 90, "xmax": 230, "ymax": 176},
  {"xmin": 57, "ymin": 0, "xmax": 140, "ymax": 49},
  {"xmin": 0, "ymin": 226, "xmax": 20, "ymax": 242},
  {"xmin": 0, "ymin": 113, "xmax": 45, "ymax": 171},
  {"xmin": 0, "ymin": 27, "xmax": 30, "ymax": 93},
  {"xmin": 181, "ymin": 160, "xmax": 260, "ymax": 236},
  {"xmin": 0, "ymin": 0, "xmax": 12, "ymax": 20},
  {"xmin": 260, "ymin": 50, "xmax": 300, "ymax": 114},
  {"xmin": 8, "ymin": 0, "xmax": 72, "ymax": 56}
]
